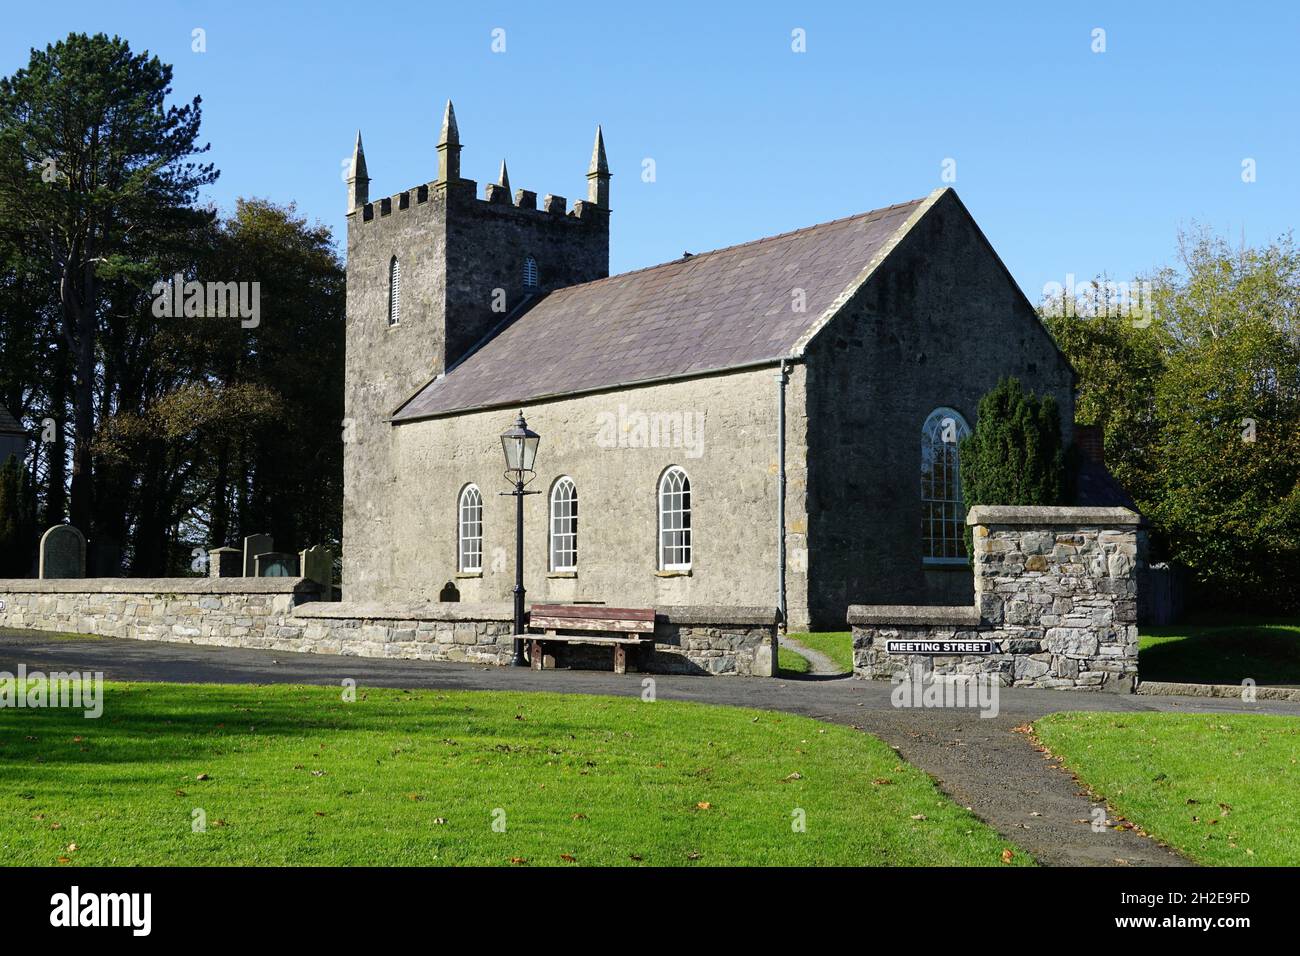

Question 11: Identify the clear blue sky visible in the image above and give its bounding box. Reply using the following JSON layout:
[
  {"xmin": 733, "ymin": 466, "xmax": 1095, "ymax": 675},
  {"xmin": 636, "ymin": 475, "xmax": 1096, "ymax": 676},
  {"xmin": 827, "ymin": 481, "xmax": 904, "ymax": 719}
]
[{"xmin": 5, "ymin": 1, "xmax": 1297, "ymax": 302}]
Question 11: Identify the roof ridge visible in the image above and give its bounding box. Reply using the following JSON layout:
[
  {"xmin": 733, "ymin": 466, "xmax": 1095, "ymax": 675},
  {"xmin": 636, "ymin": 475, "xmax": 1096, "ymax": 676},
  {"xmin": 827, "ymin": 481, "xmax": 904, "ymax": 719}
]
[{"xmin": 546, "ymin": 196, "xmax": 928, "ymax": 297}]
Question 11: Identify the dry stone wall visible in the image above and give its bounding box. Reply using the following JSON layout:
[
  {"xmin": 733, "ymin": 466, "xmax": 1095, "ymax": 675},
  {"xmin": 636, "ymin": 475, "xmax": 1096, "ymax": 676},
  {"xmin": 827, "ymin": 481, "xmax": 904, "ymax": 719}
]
[
  {"xmin": 850, "ymin": 506, "xmax": 1141, "ymax": 692},
  {"xmin": 0, "ymin": 581, "xmax": 776, "ymax": 676}
]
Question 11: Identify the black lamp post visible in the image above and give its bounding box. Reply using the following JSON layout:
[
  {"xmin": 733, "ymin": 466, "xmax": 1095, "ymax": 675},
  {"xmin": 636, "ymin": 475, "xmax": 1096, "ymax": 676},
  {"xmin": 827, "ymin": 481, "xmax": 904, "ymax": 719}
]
[{"xmin": 500, "ymin": 412, "xmax": 541, "ymax": 666}]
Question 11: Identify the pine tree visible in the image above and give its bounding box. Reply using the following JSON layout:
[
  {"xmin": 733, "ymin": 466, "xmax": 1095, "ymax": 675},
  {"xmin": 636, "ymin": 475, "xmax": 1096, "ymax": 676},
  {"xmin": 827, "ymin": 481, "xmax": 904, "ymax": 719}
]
[
  {"xmin": 959, "ymin": 377, "xmax": 1066, "ymax": 555},
  {"xmin": 0, "ymin": 454, "xmax": 34, "ymax": 576}
]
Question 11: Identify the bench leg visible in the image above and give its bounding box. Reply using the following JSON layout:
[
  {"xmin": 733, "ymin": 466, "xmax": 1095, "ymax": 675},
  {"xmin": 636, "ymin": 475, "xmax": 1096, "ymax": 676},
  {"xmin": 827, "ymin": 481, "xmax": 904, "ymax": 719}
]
[
  {"xmin": 531, "ymin": 639, "xmax": 544, "ymax": 671},
  {"xmin": 613, "ymin": 643, "xmax": 627, "ymax": 676}
]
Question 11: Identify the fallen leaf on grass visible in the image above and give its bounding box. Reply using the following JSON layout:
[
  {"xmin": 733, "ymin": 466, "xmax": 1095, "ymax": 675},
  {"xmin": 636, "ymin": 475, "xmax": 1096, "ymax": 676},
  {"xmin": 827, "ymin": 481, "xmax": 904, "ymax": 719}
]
[
  {"xmin": 1001, "ymin": 849, "xmax": 1015, "ymax": 864},
  {"xmin": 571, "ymin": 813, "xmax": 588, "ymax": 820},
  {"xmin": 195, "ymin": 773, "xmax": 210, "ymax": 781},
  {"xmin": 783, "ymin": 772, "xmax": 803, "ymax": 781},
  {"xmin": 686, "ymin": 850, "xmax": 701, "ymax": 860},
  {"xmin": 559, "ymin": 853, "xmax": 577, "ymax": 863},
  {"xmin": 872, "ymin": 778, "xmax": 893, "ymax": 786},
  {"xmin": 509, "ymin": 857, "xmax": 528, "ymax": 865},
  {"xmin": 696, "ymin": 802, "xmax": 712, "ymax": 810},
  {"xmin": 910, "ymin": 814, "xmax": 927, "ymax": 821}
]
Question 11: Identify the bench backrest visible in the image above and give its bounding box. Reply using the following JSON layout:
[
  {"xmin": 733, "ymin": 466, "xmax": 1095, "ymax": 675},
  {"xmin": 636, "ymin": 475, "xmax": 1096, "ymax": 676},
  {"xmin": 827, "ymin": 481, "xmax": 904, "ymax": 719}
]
[{"xmin": 530, "ymin": 604, "xmax": 655, "ymax": 634}]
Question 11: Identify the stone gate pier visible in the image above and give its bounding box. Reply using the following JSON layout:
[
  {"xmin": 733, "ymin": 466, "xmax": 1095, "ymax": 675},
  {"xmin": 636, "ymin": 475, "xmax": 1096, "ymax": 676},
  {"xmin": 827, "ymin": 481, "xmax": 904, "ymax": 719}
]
[{"xmin": 849, "ymin": 506, "xmax": 1141, "ymax": 692}]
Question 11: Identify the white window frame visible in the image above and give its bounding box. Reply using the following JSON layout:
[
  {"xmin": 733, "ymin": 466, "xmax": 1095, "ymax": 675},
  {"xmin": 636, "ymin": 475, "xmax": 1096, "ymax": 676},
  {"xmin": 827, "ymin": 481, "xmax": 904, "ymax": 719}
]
[
  {"xmin": 523, "ymin": 256, "xmax": 539, "ymax": 289},
  {"xmin": 458, "ymin": 484, "xmax": 482, "ymax": 572},
  {"xmin": 921, "ymin": 407, "xmax": 970, "ymax": 565},
  {"xmin": 388, "ymin": 256, "xmax": 402, "ymax": 326},
  {"xmin": 549, "ymin": 477, "xmax": 578, "ymax": 572},
  {"xmin": 658, "ymin": 466, "xmax": 692, "ymax": 571}
]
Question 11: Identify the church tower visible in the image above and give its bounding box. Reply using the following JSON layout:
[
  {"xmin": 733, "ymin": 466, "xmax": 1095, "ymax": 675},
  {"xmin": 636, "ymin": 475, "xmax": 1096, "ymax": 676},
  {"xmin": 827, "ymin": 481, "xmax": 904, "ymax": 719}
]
[{"xmin": 342, "ymin": 101, "xmax": 610, "ymax": 598}]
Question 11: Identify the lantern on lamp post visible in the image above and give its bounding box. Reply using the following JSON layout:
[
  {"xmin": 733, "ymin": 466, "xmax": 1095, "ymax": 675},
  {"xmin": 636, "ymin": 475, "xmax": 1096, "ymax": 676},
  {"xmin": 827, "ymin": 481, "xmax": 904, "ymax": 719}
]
[{"xmin": 500, "ymin": 412, "xmax": 540, "ymax": 666}]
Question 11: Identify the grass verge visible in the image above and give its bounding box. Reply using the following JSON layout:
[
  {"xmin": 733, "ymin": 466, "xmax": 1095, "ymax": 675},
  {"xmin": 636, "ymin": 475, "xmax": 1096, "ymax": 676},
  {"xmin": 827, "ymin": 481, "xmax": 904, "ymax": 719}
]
[
  {"xmin": 1139, "ymin": 618, "xmax": 1300, "ymax": 685},
  {"xmin": 786, "ymin": 632, "xmax": 853, "ymax": 674},
  {"xmin": 0, "ymin": 682, "xmax": 1029, "ymax": 866},
  {"xmin": 1033, "ymin": 711, "xmax": 1300, "ymax": 865}
]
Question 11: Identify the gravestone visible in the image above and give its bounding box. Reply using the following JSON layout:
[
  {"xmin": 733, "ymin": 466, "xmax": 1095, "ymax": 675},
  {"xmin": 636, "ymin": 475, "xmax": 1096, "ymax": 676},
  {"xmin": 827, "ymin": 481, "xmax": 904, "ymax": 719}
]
[
  {"xmin": 39, "ymin": 525, "xmax": 86, "ymax": 579},
  {"xmin": 208, "ymin": 547, "xmax": 242, "ymax": 578},
  {"xmin": 299, "ymin": 545, "xmax": 333, "ymax": 592},
  {"xmin": 255, "ymin": 552, "xmax": 300, "ymax": 577},
  {"xmin": 243, "ymin": 534, "xmax": 273, "ymax": 577}
]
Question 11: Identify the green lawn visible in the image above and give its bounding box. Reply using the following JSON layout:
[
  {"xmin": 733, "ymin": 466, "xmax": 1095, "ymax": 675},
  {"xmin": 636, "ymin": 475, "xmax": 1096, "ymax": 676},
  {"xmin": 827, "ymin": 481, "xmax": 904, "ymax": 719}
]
[
  {"xmin": 777, "ymin": 644, "xmax": 811, "ymax": 675},
  {"xmin": 1034, "ymin": 711, "xmax": 1300, "ymax": 866},
  {"xmin": 0, "ymin": 682, "xmax": 1027, "ymax": 867},
  {"xmin": 786, "ymin": 632, "xmax": 854, "ymax": 674},
  {"xmin": 1140, "ymin": 617, "xmax": 1300, "ymax": 686}
]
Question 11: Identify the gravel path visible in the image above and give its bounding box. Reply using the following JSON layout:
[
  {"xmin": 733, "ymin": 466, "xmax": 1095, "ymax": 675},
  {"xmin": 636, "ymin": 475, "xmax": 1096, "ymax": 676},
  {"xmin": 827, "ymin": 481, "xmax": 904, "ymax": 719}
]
[
  {"xmin": 779, "ymin": 635, "xmax": 846, "ymax": 676},
  {"xmin": 5, "ymin": 629, "xmax": 1297, "ymax": 866}
]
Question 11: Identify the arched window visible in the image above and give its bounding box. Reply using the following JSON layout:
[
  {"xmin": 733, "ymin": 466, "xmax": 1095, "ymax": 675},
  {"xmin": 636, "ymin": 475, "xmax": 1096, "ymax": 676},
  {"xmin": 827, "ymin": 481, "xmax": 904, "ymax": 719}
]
[
  {"xmin": 921, "ymin": 408, "xmax": 970, "ymax": 563},
  {"xmin": 549, "ymin": 477, "xmax": 578, "ymax": 571},
  {"xmin": 388, "ymin": 256, "xmax": 402, "ymax": 326},
  {"xmin": 458, "ymin": 484, "xmax": 482, "ymax": 572},
  {"xmin": 522, "ymin": 256, "xmax": 539, "ymax": 289},
  {"xmin": 658, "ymin": 466, "xmax": 692, "ymax": 571}
]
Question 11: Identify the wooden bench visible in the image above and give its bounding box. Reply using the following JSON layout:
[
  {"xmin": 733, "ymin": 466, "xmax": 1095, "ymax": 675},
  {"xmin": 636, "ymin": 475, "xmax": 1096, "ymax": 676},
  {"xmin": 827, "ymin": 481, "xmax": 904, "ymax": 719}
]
[{"xmin": 527, "ymin": 605, "xmax": 656, "ymax": 675}]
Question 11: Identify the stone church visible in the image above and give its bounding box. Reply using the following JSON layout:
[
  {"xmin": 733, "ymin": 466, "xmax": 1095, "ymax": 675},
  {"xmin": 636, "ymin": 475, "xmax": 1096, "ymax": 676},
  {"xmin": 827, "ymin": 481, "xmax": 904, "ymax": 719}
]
[{"xmin": 342, "ymin": 102, "xmax": 1077, "ymax": 630}]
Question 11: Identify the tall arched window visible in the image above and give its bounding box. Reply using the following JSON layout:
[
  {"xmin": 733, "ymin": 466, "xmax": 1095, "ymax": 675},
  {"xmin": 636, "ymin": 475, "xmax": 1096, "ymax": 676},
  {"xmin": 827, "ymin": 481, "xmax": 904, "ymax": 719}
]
[
  {"xmin": 549, "ymin": 477, "xmax": 577, "ymax": 571},
  {"xmin": 921, "ymin": 407, "xmax": 970, "ymax": 563},
  {"xmin": 388, "ymin": 256, "xmax": 402, "ymax": 326},
  {"xmin": 658, "ymin": 466, "xmax": 692, "ymax": 571},
  {"xmin": 458, "ymin": 484, "xmax": 482, "ymax": 572},
  {"xmin": 522, "ymin": 256, "xmax": 539, "ymax": 289}
]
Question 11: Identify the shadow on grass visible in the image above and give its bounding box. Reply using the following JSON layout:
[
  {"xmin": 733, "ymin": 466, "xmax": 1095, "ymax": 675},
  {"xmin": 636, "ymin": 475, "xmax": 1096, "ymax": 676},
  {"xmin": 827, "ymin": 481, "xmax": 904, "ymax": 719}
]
[
  {"xmin": 0, "ymin": 684, "xmax": 628, "ymax": 769},
  {"xmin": 1140, "ymin": 619, "xmax": 1300, "ymax": 686}
]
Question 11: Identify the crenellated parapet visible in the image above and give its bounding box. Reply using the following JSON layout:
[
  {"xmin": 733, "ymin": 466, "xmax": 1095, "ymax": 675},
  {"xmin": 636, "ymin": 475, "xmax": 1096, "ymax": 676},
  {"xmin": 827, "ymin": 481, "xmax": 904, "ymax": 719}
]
[{"xmin": 347, "ymin": 99, "xmax": 609, "ymax": 231}]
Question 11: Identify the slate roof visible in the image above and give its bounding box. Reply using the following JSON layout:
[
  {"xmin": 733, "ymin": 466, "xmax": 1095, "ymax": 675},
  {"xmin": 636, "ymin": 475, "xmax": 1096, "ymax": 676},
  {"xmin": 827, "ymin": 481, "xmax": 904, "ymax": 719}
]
[
  {"xmin": 0, "ymin": 404, "xmax": 25, "ymax": 435},
  {"xmin": 393, "ymin": 195, "xmax": 929, "ymax": 421}
]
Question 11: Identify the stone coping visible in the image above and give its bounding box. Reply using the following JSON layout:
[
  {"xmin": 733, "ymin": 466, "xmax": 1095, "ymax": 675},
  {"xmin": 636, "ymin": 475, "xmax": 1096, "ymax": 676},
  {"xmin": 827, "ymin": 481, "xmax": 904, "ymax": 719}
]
[
  {"xmin": 846, "ymin": 604, "xmax": 982, "ymax": 627},
  {"xmin": 0, "ymin": 577, "xmax": 319, "ymax": 595},
  {"xmin": 291, "ymin": 601, "xmax": 779, "ymax": 627},
  {"xmin": 966, "ymin": 505, "xmax": 1141, "ymax": 527},
  {"xmin": 1137, "ymin": 680, "xmax": 1300, "ymax": 703},
  {"xmin": 292, "ymin": 600, "xmax": 514, "ymax": 622},
  {"xmin": 656, "ymin": 605, "xmax": 780, "ymax": 626}
]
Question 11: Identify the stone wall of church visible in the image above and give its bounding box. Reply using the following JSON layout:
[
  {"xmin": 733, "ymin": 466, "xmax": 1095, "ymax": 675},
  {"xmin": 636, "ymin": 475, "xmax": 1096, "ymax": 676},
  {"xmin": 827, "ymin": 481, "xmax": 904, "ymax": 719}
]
[
  {"xmin": 0, "ymin": 581, "xmax": 775, "ymax": 676},
  {"xmin": 344, "ymin": 176, "xmax": 609, "ymax": 609},
  {"xmin": 849, "ymin": 506, "xmax": 1141, "ymax": 692},
  {"xmin": 364, "ymin": 364, "xmax": 812, "ymax": 628},
  {"xmin": 803, "ymin": 190, "xmax": 1076, "ymax": 628}
]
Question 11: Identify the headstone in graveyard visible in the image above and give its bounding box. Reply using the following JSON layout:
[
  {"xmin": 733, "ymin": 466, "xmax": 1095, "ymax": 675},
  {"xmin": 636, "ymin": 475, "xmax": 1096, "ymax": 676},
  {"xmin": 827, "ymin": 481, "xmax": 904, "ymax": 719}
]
[
  {"xmin": 208, "ymin": 547, "xmax": 242, "ymax": 578},
  {"xmin": 299, "ymin": 545, "xmax": 333, "ymax": 593},
  {"xmin": 255, "ymin": 552, "xmax": 300, "ymax": 577},
  {"xmin": 242, "ymin": 534, "xmax": 273, "ymax": 577},
  {"xmin": 38, "ymin": 525, "xmax": 86, "ymax": 579}
]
